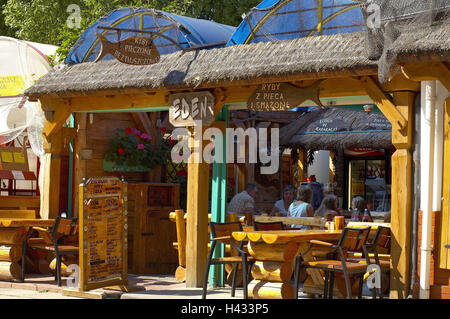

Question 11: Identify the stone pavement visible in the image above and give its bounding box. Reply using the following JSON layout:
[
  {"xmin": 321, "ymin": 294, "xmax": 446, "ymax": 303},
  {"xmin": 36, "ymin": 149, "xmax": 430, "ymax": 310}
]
[{"xmin": 0, "ymin": 273, "xmax": 376, "ymax": 299}]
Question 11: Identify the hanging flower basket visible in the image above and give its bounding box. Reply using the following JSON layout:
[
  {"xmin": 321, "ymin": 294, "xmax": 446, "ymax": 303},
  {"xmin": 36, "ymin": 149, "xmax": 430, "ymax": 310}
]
[
  {"xmin": 103, "ymin": 127, "xmax": 174, "ymax": 173},
  {"xmin": 102, "ymin": 158, "xmax": 153, "ymax": 172}
]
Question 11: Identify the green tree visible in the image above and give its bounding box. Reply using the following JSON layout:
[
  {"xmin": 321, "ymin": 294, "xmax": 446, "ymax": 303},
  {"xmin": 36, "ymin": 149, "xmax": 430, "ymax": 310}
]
[{"xmin": 0, "ymin": 0, "xmax": 16, "ymax": 36}]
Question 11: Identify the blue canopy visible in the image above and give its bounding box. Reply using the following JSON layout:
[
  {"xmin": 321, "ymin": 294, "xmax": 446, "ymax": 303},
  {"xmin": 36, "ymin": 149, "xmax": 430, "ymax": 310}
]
[
  {"xmin": 65, "ymin": 7, "xmax": 236, "ymax": 64},
  {"xmin": 227, "ymin": 0, "xmax": 365, "ymax": 45}
]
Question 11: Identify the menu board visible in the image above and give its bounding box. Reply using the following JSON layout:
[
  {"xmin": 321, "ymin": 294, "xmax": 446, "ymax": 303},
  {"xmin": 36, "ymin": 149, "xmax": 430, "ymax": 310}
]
[{"xmin": 79, "ymin": 176, "xmax": 128, "ymax": 291}]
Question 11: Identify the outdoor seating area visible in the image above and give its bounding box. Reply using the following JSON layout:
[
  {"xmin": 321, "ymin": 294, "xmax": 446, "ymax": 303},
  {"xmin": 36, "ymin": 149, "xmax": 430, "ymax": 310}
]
[{"xmin": 0, "ymin": 0, "xmax": 449, "ymax": 302}]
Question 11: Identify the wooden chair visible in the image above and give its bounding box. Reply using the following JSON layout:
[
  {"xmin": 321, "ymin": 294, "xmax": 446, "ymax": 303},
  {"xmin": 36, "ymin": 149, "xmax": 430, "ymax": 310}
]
[
  {"xmin": 348, "ymin": 225, "xmax": 391, "ymax": 298},
  {"xmin": 253, "ymin": 221, "xmax": 285, "ymax": 231},
  {"xmin": 202, "ymin": 221, "xmax": 254, "ymax": 299},
  {"xmin": 22, "ymin": 216, "xmax": 79, "ymax": 286},
  {"xmin": 294, "ymin": 226, "xmax": 371, "ymax": 299}
]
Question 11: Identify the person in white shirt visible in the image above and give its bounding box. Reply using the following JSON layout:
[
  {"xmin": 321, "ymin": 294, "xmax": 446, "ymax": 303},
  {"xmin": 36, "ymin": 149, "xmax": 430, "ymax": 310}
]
[{"xmin": 270, "ymin": 185, "xmax": 295, "ymax": 216}]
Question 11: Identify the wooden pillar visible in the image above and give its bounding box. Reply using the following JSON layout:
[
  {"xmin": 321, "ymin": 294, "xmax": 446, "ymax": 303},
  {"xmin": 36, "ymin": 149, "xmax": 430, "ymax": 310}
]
[
  {"xmin": 185, "ymin": 126, "xmax": 210, "ymax": 288},
  {"xmin": 329, "ymin": 150, "xmax": 336, "ymax": 184},
  {"xmin": 41, "ymin": 129, "xmax": 63, "ymax": 219},
  {"xmin": 389, "ymin": 91, "xmax": 415, "ymax": 299},
  {"xmin": 297, "ymin": 149, "xmax": 306, "ymax": 187},
  {"xmin": 73, "ymin": 113, "xmax": 87, "ymax": 218}
]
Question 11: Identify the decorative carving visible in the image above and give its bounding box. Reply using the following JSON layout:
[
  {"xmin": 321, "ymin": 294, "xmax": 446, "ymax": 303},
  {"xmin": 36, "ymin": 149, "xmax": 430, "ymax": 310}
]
[
  {"xmin": 95, "ymin": 33, "xmax": 160, "ymax": 65},
  {"xmin": 247, "ymin": 81, "xmax": 324, "ymax": 111}
]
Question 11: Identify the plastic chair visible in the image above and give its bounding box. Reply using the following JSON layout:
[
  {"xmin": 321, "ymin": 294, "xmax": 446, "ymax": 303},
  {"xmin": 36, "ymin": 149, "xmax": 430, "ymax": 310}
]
[
  {"xmin": 202, "ymin": 221, "xmax": 254, "ymax": 299},
  {"xmin": 253, "ymin": 221, "xmax": 285, "ymax": 231},
  {"xmin": 294, "ymin": 226, "xmax": 371, "ymax": 299},
  {"xmin": 22, "ymin": 216, "xmax": 79, "ymax": 286}
]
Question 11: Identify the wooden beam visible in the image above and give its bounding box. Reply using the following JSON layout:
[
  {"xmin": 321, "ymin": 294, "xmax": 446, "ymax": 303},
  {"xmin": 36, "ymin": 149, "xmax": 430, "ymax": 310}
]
[
  {"xmin": 40, "ymin": 129, "xmax": 64, "ymax": 219},
  {"xmin": 73, "ymin": 113, "xmax": 87, "ymax": 218},
  {"xmin": 389, "ymin": 91, "xmax": 415, "ymax": 299},
  {"xmin": 185, "ymin": 126, "xmax": 210, "ymax": 288},
  {"xmin": 39, "ymin": 92, "xmax": 170, "ymax": 113},
  {"xmin": 42, "ymin": 107, "xmax": 72, "ymax": 139},
  {"xmin": 402, "ymin": 62, "xmax": 450, "ymax": 92},
  {"xmin": 439, "ymin": 98, "xmax": 450, "ymax": 269},
  {"xmin": 131, "ymin": 112, "xmax": 153, "ymax": 135},
  {"xmin": 359, "ymin": 76, "xmax": 408, "ymax": 130}
]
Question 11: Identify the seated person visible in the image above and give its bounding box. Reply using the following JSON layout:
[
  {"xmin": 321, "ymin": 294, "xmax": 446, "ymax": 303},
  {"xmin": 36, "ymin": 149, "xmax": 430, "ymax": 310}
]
[
  {"xmin": 270, "ymin": 185, "xmax": 295, "ymax": 216},
  {"xmin": 227, "ymin": 183, "xmax": 258, "ymax": 216},
  {"xmin": 351, "ymin": 196, "xmax": 374, "ymax": 222},
  {"xmin": 288, "ymin": 185, "xmax": 314, "ymax": 229},
  {"xmin": 315, "ymin": 194, "xmax": 341, "ymax": 221}
]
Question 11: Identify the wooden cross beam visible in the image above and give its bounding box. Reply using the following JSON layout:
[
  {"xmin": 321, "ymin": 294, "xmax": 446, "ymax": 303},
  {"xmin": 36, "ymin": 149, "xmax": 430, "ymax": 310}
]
[
  {"xmin": 402, "ymin": 61, "xmax": 450, "ymax": 92},
  {"xmin": 359, "ymin": 76, "xmax": 408, "ymax": 130}
]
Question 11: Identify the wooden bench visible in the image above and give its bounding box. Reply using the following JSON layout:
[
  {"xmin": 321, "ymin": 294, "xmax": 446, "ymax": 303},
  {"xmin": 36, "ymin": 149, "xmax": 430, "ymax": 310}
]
[
  {"xmin": 0, "ymin": 208, "xmax": 38, "ymax": 281},
  {"xmin": 0, "ymin": 196, "xmax": 40, "ymax": 218},
  {"xmin": 0, "ymin": 210, "xmax": 36, "ymax": 219}
]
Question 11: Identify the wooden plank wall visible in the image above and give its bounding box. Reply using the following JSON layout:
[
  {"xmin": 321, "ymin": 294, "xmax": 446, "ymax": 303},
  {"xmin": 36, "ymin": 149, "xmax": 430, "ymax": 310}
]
[
  {"xmin": 414, "ymin": 210, "xmax": 450, "ymax": 298},
  {"xmin": 73, "ymin": 112, "xmax": 148, "ymax": 216}
]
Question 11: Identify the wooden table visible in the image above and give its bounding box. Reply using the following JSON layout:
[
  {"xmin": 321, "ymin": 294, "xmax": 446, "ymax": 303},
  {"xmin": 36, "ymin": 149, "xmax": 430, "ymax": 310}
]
[
  {"xmin": 232, "ymin": 229, "xmax": 343, "ymax": 299},
  {"xmin": 233, "ymin": 223, "xmax": 392, "ymax": 299},
  {"xmin": 0, "ymin": 219, "xmax": 55, "ymax": 228},
  {"xmin": 0, "ymin": 219, "xmax": 55, "ymax": 281}
]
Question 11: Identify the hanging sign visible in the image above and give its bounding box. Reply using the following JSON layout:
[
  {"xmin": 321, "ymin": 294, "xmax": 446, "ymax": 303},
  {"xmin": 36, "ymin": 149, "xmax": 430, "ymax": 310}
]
[
  {"xmin": 363, "ymin": 117, "xmax": 392, "ymax": 130},
  {"xmin": 313, "ymin": 118, "xmax": 349, "ymax": 133},
  {"xmin": 169, "ymin": 91, "xmax": 215, "ymax": 127},
  {"xmin": 247, "ymin": 81, "xmax": 324, "ymax": 111},
  {"xmin": 0, "ymin": 76, "xmax": 25, "ymax": 97},
  {"xmin": 79, "ymin": 176, "xmax": 128, "ymax": 291},
  {"xmin": 0, "ymin": 147, "xmax": 29, "ymax": 171},
  {"xmin": 94, "ymin": 34, "xmax": 160, "ymax": 65}
]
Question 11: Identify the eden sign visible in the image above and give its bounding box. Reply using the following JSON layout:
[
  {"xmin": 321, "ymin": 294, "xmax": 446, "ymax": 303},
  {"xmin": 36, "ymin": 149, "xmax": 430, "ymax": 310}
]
[{"xmin": 169, "ymin": 91, "xmax": 215, "ymax": 127}]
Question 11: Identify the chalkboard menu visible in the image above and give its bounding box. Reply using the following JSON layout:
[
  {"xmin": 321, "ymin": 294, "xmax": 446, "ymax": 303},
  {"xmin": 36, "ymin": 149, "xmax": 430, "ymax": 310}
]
[{"xmin": 79, "ymin": 176, "xmax": 128, "ymax": 291}]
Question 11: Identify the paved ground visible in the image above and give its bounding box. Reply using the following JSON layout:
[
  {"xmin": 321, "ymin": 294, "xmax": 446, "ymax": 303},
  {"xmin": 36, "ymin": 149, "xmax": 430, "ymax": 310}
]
[{"xmin": 0, "ymin": 273, "xmax": 378, "ymax": 299}]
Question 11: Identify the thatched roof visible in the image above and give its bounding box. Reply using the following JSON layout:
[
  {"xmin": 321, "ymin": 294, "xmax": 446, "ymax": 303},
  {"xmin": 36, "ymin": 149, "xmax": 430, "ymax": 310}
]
[
  {"xmin": 25, "ymin": 16, "xmax": 449, "ymax": 99},
  {"xmin": 281, "ymin": 107, "xmax": 392, "ymax": 150}
]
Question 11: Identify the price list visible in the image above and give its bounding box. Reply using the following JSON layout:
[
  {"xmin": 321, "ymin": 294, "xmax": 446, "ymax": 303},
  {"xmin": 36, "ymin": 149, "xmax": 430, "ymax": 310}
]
[{"xmin": 79, "ymin": 176, "xmax": 128, "ymax": 291}]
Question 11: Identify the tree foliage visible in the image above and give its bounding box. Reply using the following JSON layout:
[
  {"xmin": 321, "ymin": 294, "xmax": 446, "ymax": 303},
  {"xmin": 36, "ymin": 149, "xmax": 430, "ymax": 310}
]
[{"xmin": 1, "ymin": 0, "xmax": 260, "ymax": 62}]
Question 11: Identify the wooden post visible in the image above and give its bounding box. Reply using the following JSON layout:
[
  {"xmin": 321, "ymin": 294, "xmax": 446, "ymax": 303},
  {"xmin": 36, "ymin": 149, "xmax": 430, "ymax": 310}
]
[
  {"xmin": 297, "ymin": 149, "xmax": 306, "ymax": 187},
  {"xmin": 389, "ymin": 91, "xmax": 415, "ymax": 299},
  {"xmin": 329, "ymin": 150, "xmax": 336, "ymax": 184},
  {"xmin": 41, "ymin": 129, "xmax": 64, "ymax": 219},
  {"xmin": 210, "ymin": 118, "xmax": 227, "ymax": 287},
  {"xmin": 73, "ymin": 113, "xmax": 87, "ymax": 218},
  {"xmin": 174, "ymin": 209, "xmax": 187, "ymax": 282},
  {"xmin": 185, "ymin": 126, "xmax": 210, "ymax": 288}
]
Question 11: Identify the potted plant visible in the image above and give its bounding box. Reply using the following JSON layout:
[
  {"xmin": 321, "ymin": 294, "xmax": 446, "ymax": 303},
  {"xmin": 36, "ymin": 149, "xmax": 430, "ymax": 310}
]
[{"xmin": 103, "ymin": 127, "xmax": 174, "ymax": 172}]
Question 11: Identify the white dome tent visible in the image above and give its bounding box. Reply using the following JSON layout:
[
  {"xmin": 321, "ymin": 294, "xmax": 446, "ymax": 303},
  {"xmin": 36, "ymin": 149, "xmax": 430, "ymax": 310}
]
[{"xmin": 0, "ymin": 36, "xmax": 57, "ymax": 199}]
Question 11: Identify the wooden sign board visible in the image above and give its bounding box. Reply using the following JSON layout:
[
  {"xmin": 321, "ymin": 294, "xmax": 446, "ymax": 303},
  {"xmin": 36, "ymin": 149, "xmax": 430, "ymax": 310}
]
[
  {"xmin": 313, "ymin": 118, "xmax": 349, "ymax": 133},
  {"xmin": 247, "ymin": 81, "xmax": 324, "ymax": 111},
  {"xmin": 0, "ymin": 147, "xmax": 29, "ymax": 171},
  {"xmin": 169, "ymin": 91, "xmax": 215, "ymax": 127},
  {"xmin": 95, "ymin": 34, "xmax": 160, "ymax": 65},
  {"xmin": 79, "ymin": 176, "xmax": 128, "ymax": 291},
  {"xmin": 363, "ymin": 117, "xmax": 392, "ymax": 130}
]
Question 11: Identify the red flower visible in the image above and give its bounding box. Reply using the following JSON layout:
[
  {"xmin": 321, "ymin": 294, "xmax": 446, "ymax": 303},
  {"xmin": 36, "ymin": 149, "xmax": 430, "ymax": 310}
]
[
  {"xmin": 125, "ymin": 128, "xmax": 133, "ymax": 134},
  {"xmin": 160, "ymin": 127, "xmax": 167, "ymax": 133},
  {"xmin": 176, "ymin": 169, "xmax": 187, "ymax": 176},
  {"xmin": 168, "ymin": 137, "xmax": 175, "ymax": 146},
  {"xmin": 117, "ymin": 147, "xmax": 125, "ymax": 155}
]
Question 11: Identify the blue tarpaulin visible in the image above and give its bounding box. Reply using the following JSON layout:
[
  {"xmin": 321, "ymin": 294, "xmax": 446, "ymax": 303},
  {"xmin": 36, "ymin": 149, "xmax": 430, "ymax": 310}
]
[
  {"xmin": 65, "ymin": 7, "xmax": 236, "ymax": 64},
  {"xmin": 227, "ymin": 0, "xmax": 365, "ymax": 45}
]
